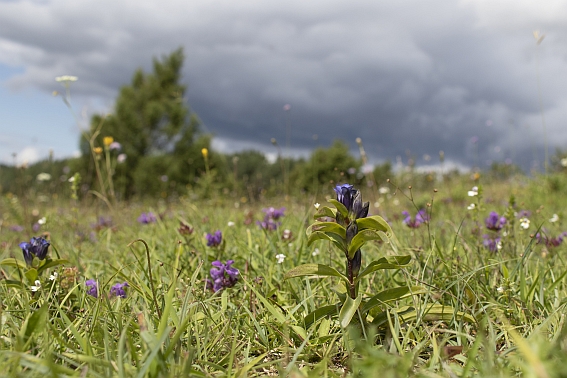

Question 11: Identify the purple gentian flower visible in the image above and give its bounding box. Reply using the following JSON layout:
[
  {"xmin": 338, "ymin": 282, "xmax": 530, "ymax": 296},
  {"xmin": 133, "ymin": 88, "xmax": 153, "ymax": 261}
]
[
  {"xmin": 485, "ymin": 211, "xmax": 506, "ymax": 231},
  {"xmin": 86, "ymin": 279, "xmax": 98, "ymax": 298},
  {"xmin": 110, "ymin": 282, "xmax": 129, "ymax": 298},
  {"xmin": 536, "ymin": 231, "xmax": 567, "ymax": 248},
  {"xmin": 137, "ymin": 212, "xmax": 157, "ymax": 224},
  {"xmin": 333, "ymin": 183, "xmax": 369, "ymax": 223},
  {"xmin": 19, "ymin": 236, "xmax": 50, "ymax": 266},
  {"xmin": 206, "ymin": 230, "xmax": 223, "ymax": 247},
  {"xmin": 207, "ymin": 260, "xmax": 239, "ymax": 292},
  {"xmin": 257, "ymin": 218, "xmax": 280, "ymax": 231},
  {"xmin": 402, "ymin": 210, "xmax": 429, "ymax": 228}
]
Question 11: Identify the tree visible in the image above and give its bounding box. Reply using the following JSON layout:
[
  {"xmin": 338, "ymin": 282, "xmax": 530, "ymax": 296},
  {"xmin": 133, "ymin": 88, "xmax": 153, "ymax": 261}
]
[{"xmin": 80, "ymin": 48, "xmax": 204, "ymax": 198}]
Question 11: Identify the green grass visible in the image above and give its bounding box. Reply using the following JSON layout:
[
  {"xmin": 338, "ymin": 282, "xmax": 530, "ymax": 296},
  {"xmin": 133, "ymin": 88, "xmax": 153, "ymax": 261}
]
[{"xmin": 1, "ymin": 173, "xmax": 567, "ymax": 377}]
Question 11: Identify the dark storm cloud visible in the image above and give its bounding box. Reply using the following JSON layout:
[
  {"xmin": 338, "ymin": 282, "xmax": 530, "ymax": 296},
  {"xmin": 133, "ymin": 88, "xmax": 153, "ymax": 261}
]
[{"xmin": 1, "ymin": 0, "xmax": 567, "ymax": 170}]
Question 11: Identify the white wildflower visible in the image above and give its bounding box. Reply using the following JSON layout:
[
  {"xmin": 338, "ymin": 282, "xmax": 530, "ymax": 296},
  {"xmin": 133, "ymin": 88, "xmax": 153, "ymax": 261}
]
[
  {"xmin": 467, "ymin": 203, "xmax": 476, "ymax": 210},
  {"xmin": 37, "ymin": 217, "xmax": 46, "ymax": 225},
  {"xmin": 31, "ymin": 280, "xmax": 41, "ymax": 292},
  {"xmin": 561, "ymin": 158, "xmax": 567, "ymax": 167},
  {"xmin": 312, "ymin": 248, "xmax": 320, "ymax": 257},
  {"xmin": 276, "ymin": 254, "xmax": 286, "ymax": 264},
  {"xmin": 68, "ymin": 176, "xmax": 75, "ymax": 182},
  {"xmin": 55, "ymin": 75, "xmax": 78, "ymax": 82},
  {"xmin": 49, "ymin": 272, "xmax": 58, "ymax": 281},
  {"xmin": 496, "ymin": 286, "xmax": 504, "ymax": 293},
  {"xmin": 468, "ymin": 186, "xmax": 478, "ymax": 197},
  {"xmin": 36, "ymin": 173, "xmax": 52, "ymax": 181},
  {"xmin": 549, "ymin": 214, "xmax": 559, "ymax": 223},
  {"xmin": 314, "ymin": 203, "xmax": 320, "ymax": 210},
  {"xmin": 378, "ymin": 187, "xmax": 390, "ymax": 194},
  {"xmin": 227, "ymin": 221, "xmax": 235, "ymax": 227},
  {"xmin": 520, "ymin": 217, "xmax": 530, "ymax": 230}
]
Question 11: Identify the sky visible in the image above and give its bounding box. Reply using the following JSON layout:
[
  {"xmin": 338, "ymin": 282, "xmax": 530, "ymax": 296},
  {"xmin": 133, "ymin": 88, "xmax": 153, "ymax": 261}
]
[{"xmin": 1, "ymin": 0, "xmax": 567, "ymax": 171}]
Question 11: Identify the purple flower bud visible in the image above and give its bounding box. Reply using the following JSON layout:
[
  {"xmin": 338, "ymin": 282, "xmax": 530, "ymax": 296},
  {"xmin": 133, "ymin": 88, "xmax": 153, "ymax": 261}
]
[
  {"xmin": 207, "ymin": 260, "xmax": 239, "ymax": 292},
  {"xmin": 206, "ymin": 230, "xmax": 223, "ymax": 247},
  {"xmin": 485, "ymin": 211, "xmax": 506, "ymax": 231},
  {"xmin": 110, "ymin": 282, "xmax": 129, "ymax": 298},
  {"xmin": 86, "ymin": 279, "xmax": 98, "ymax": 298}
]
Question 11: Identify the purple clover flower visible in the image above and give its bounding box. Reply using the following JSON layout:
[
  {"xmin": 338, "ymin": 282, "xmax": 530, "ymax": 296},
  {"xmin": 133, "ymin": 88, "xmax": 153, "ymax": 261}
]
[
  {"xmin": 402, "ymin": 209, "xmax": 429, "ymax": 228},
  {"xmin": 483, "ymin": 235, "xmax": 502, "ymax": 252},
  {"xmin": 110, "ymin": 282, "xmax": 129, "ymax": 298},
  {"xmin": 137, "ymin": 212, "xmax": 157, "ymax": 224},
  {"xmin": 206, "ymin": 230, "xmax": 223, "ymax": 247},
  {"xmin": 86, "ymin": 279, "xmax": 98, "ymax": 298},
  {"xmin": 19, "ymin": 236, "xmax": 50, "ymax": 266},
  {"xmin": 485, "ymin": 211, "xmax": 507, "ymax": 232},
  {"xmin": 206, "ymin": 260, "xmax": 239, "ymax": 292}
]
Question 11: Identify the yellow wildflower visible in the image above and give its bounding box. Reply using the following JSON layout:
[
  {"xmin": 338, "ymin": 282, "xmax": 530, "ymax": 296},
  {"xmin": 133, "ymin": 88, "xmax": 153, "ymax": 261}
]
[
  {"xmin": 94, "ymin": 147, "xmax": 103, "ymax": 154},
  {"xmin": 103, "ymin": 136, "xmax": 114, "ymax": 146},
  {"xmin": 201, "ymin": 148, "xmax": 208, "ymax": 158}
]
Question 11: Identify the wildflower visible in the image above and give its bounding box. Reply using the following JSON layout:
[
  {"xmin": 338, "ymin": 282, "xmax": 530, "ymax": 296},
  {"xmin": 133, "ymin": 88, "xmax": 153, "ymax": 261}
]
[
  {"xmin": 257, "ymin": 218, "xmax": 279, "ymax": 231},
  {"xmin": 561, "ymin": 158, "xmax": 567, "ymax": 167},
  {"xmin": 19, "ymin": 236, "xmax": 50, "ymax": 266},
  {"xmin": 92, "ymin": 216, "xmax": 113, "ymax": 231},
  {"xmin": 31, "ymin": 280, "xmax": 41, "ymax": 292},
  {"xmin": 36, "ymin": 173, "xmax": 52, "ymax": 181},
  {"xmin": 485, "ymin": 211, "xmax": 506, "ymax": 231},
  {"xmin": 110, "ymin": 282, "xmax": 129, "ymax": 298},
  {"xmin": 519, "ymin": 217, "xmax": 530, "ymax": 230},
  {"xmin": 468, "ymin": 186, "xmax": 478, "ymax": 197},
  {"xmin": 38, "ymin": 217, "xmax": 46, "ymax": 225},
  {"xmin": 402, "ymin": 209, "xmax": 429, "ymax": 228},
  {"xmin": 536, "ymin": 231, "xmax": 567, "ymax": 248},
  {"xmin": 282, "ymin": 229, "xmax": 293, "ymax": 241},
  {"xmin": 10, "ymin": 225, "xmax": 24, "ymax": 232},
  {"xmin": 207, "ymin": 260, "xmax": 239, "ymax": 292},
  {"xmin": 117, "ymin": 154, "xmax": 127, "ymax": 163},
  {"xmin": 314, "ymin": 203, "xmax": 320, "ymax": 210},
  {"xmin": 206, "ymin": 230, "xmax": 223, "ymax": 247},
  {"xmin": 109, "ymin": 141, "xmax": 122, "ymax": 151},
  {"xmin": 201, "ymin": 148, "xmax": 208, "ymax": 158},
  {"xmin": 227, "ymin": 221, "xmax": 235, "ymax": 227},
  {"xmin": 467, "ymin": 203, "xmax": 476, "ymax": 210},
  {"xmin": 483, "ymin": 235, "xmax": 502, "ymax": 252},
  {"xmin": 312, "ymin": 248, "xmax": 320, "ymax": 256},
  {"xmin": 55, "ymin": 75, "xmax": 78, "ymax": 82},
  {"xmin": 85, "ymin": 279, "xmax": 98, "ymax": 298},
  {"xmin": 276, "ymin": 254, "xmax": 286, "ymax": 264},
  {"xmin": 103, "ymin": 136, "xmax": 114, "ymax": 146},
  {"xmin": 334, "ymin": 183, "xmax": 369, "ymax": 224},
  {"xmin": 378, "ymin": 187, "xmax": 390, "ymax": 194},
  {"xmin": 517, "ymin": 210, "xmax": 531, "ymax": 218},
  {"xmin": 178, "ymin": 222, "xmax": 194, "ymax": 235},
  {"xmin": 549, "ymin": 214, "xmax": 559, "ymax": 223},
  {"xmin": 93, "ymin": 147, "xmax": 103, "ymax": 155},
  {"xmin": 137, "ymin": 212, "xmax": 157, "ymax": 224},
  {"xmin": 49, "ymin": 272, "xmax": 58, "ymax": 281},
  {"xmin": 263, "ymin": 207, "xmax": 285, "ymax": 220}
]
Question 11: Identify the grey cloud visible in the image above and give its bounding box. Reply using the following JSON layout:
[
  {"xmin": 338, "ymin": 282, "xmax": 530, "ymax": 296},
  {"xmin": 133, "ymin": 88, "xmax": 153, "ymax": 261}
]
[{"xmin": 1, "ymin": 0, "xmax": 567, "ymax": 170}]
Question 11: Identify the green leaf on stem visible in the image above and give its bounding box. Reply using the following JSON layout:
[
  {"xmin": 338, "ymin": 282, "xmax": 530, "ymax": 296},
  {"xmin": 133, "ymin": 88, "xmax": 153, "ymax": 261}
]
[
  {"xmin": 338, "ymin": 293, "xmax": 363, "ymax": 328},
  {"xmin": 347, "ymin": 229, "xmax": 389, "ymax": 259},
  {"xmin": 306, "ymin": 222, "xmax": 346, "ymax": 240},
  {"xmin": 37, "ymin": 259, "xmax": 69, "ymax": 275},
  {"xmin": 306, "ymin": 231, "xmax": 347, "ymax": 252},
  {"xmin": 304, "ymin": 303, "xmax": 341, "ymax": 329},
  {"xmin": 0, "ymin": 258, "xmax": 27, "ymax": 269},
  {"xmin": 313, "ymin": 206, "xmax": 337, "ymax": 219},
  {"xmin": 356, "ymin": 215, "xmax": 400, "ymax": 252},
  {"xmin": 328, "ymin": 199, "xmax": 348, "ymax": 218},
  {"xmin": 284, "ymin": 264, "xmax": 350, "ymax": 286},
  {"xmin": 355, "ymin": 255, "xmax": 412, "ymax": 282},
  {"xmin": 361, "ymin": 286, "xmax": 428, "ymax": 314}
]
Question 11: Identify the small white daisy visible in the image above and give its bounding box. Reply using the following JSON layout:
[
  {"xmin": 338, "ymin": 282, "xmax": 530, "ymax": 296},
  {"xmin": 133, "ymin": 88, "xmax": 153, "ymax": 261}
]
[
  {"xmin": 38, "ymin": 217, "xmax": 46, "ymax": 225},
  {"xmin": 467, "ymin": 203, "xmax": 476, "ymax": 210},
  {"xmin": 227, "ymin": 221, "xmax": 235, "ymax": 227},
  {"xmin": 314, "ymin": 203, "xmax": 320, "ymax": 210},
  {"xmin": 549, "ymin": 214, "xmax": 559, "ymax": 223},
  {"xmin": 275, "ymin": 254, "xmax": 286, "ymax": 264},
  {"xmin": 49, "ymin": 272, "xmax": 58, "ymax": 281},
  {"xmin": 312, "ymin": 248, "xmax": 320, "ymax": 257},
  {"xmin": 378, "ymin": 187, "xmax": 390, "ymax": 194},
  {"xmin": 468, "ymin": 186, "xmax": 478, "ymax": 197},
  {"xmin": 520, "ymin": 217, "xmax": 530, "ymax": 230}
]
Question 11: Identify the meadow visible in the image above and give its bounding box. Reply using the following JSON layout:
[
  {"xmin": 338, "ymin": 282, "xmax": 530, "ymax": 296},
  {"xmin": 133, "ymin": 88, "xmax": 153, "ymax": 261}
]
[{"xmin": 1, "ymin": 171, "xmax": 567, "ymax": 377}]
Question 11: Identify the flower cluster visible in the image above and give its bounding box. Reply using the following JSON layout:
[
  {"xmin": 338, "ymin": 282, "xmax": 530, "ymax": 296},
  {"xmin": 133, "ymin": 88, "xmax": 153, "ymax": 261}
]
[
  {"xmin": 206, "ymin": 230, "xmax": 223, "ymax": 247},
  {"xmin": 257, "ymin": 207, "xmax": 285, "ymax": 231},
  {"xmin": 85, "ymin": 279, "xmax": 129, "ymax": 298},
  {"xmin": 402, "ymin": 210, "xmax": 429, "ymax": 228},
  {"xmin": 334, "ymin": 183, "xmax": 369, "ymax": 277},
  {"xmin": 482, "ymin": 210, "xmax": 507, "ymax": 252},
  {"xmin": 206, "ymin": 260, "xmax": 239, "ymax": 292},
  {"xmin": 536, "ymin": 231, "xmax": 567, "ymax": 248},
  {"xmin": 19, "ymin": 236, "xmax": 50, "ymax": 266},
  {"xmin": 485, "ymin": 211, "xmax": 506, "ymax": 231},
  {"xmin": 137, "ymin": 212, "xmax": 157, "ymax": 224}
]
